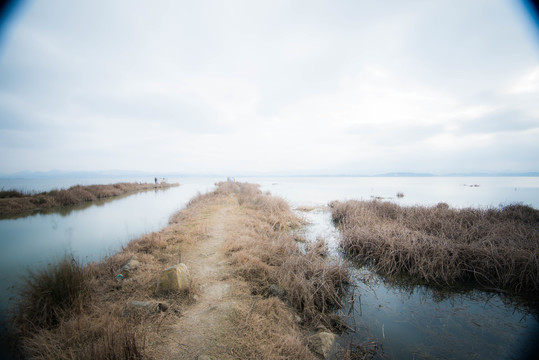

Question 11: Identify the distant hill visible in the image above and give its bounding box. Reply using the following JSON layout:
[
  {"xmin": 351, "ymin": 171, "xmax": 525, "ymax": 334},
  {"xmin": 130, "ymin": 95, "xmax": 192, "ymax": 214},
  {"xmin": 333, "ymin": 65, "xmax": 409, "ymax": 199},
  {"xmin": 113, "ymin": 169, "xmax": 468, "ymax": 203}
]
[
  {"xmin": 373, "ymin": 172, "xmax": 436, "ymax": 177},
  {"xmin": 443, "ymin": 172, "xmax": 539, "ymax": 177}
]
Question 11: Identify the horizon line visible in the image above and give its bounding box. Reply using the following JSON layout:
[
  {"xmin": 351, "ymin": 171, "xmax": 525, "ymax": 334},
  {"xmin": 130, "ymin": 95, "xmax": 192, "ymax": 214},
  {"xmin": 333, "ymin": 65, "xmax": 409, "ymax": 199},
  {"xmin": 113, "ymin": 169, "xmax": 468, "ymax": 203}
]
[{"xmin": 1, "ymin": 169, "xmax": 539, "ymax": 179}]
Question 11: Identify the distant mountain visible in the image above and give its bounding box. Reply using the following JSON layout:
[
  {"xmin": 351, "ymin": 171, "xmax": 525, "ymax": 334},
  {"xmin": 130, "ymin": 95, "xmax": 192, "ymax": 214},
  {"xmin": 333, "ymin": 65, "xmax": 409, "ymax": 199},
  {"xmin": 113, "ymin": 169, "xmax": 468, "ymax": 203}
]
[
  {"xmin": 444, "ymin": 172, "xmax": 539, "ymax": 177},
  {"xmin": 373, "ymin": 172, "xmax": 436, "ymax": 177}
]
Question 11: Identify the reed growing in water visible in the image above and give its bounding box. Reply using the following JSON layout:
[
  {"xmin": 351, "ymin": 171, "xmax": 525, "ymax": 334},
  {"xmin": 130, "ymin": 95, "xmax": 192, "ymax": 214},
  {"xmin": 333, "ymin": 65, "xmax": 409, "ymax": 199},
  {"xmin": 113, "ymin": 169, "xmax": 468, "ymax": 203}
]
[{"xmin": 331, "ymin": 200, "xmax": 539, "ymax": 294}]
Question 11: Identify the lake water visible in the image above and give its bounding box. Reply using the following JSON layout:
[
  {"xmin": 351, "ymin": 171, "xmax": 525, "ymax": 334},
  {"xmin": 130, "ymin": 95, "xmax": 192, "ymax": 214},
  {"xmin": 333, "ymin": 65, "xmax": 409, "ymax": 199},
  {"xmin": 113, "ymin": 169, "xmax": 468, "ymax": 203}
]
[
  {"xmin": 256, "ymin": 177, "xmax": 539, "ymax": 359},
  {"xmin": 252, "ymin": 176, "xmax": 539, "ymax": 209},
  {"xmin": 1, "ymin": 176, "xmax": 538, "ymax": 358}
]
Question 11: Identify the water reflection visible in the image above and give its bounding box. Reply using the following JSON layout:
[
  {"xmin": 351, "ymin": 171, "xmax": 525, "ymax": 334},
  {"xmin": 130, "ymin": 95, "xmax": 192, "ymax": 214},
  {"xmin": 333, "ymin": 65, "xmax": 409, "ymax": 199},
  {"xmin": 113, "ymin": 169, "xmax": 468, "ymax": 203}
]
[
  {"xmin": 344, "ymin": 275, "xmax": 539, "ymax": 359},
  {"xmin": 1, "ymin": 187, "xmax": 177, "ymax": 221},
  {"xmin": 296, "ymin": 206, "xmax": 539, "ymax": 360}
]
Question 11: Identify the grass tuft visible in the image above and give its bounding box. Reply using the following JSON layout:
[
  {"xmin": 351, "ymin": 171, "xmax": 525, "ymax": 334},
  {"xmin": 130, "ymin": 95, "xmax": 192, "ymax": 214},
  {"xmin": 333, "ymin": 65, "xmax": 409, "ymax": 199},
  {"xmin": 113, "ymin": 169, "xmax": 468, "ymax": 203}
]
[
  {"xmin": 76, "ymin": 321, "xmax": 145, "ymax": 360},
  {"xmin": 15, "ymin": 256, "xmax": 87, "ymax": 330}
]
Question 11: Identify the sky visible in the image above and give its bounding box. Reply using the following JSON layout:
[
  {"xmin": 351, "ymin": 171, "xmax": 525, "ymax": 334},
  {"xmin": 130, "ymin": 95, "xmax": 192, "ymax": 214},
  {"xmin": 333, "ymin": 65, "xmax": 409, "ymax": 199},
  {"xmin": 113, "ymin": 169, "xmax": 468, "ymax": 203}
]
[{"xmin": 0, "ymin": 0, "xmax": 538, "ymax": 176}]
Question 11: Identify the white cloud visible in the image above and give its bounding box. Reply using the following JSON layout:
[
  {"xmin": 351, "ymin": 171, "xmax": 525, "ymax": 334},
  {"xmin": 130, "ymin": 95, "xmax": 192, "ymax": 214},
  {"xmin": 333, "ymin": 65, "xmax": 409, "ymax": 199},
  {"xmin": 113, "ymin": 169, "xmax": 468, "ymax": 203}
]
[
  {"xmin": 0, "ymin": 0, "xmax": 538, "ymax": 174},
  {"xmin": 506, "ymin": 66, "xmax": 539, "ymax": 94}
]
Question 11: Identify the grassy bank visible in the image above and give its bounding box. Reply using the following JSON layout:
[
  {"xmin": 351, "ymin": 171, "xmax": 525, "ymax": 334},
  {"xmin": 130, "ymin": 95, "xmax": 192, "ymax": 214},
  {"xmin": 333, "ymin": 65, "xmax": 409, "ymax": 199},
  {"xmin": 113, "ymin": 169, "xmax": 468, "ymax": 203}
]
[
  {"xmin": 213, "ymin": 182, "xmax": 350, "ymax": 328},
  {"xmin": 8, "ymin": 182, "xmax": 351, "ymax": 359},
  {"xmin": 331, "ymin": 200, "xmax": 539, "ymax": 294},
  {"xmin": 0, "ymin": 182, "xmax": 179, "ymax": 217}
]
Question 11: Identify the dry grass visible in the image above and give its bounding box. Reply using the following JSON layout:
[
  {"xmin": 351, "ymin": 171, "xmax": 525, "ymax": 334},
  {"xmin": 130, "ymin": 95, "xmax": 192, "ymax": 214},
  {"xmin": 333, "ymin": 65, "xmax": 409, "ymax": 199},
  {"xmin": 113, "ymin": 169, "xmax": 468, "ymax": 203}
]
[
  {"xmin": 331, "ymin": 200, "xmax": 539, "ymax": 293},
  {"xmin": 0, "ymin": 182, "xmax": 179, "ymax": 217},
  {"xmin": 0, "ymin": 189, "xmax": 29, "ymax": 198},
  {"xmin": 219, "ymin": 182, "xmax": 350, "ymax": 329},
  {"xmin": 16, "ymin": 314, "xmax": 146, "ymax": 360},
  {"xmin": 14, "ymin": 256, "xmax": 87, "ymax": 330},
  {"xmin": 225, "ymin": 297, "xmax": 315, "ymax": 360}
]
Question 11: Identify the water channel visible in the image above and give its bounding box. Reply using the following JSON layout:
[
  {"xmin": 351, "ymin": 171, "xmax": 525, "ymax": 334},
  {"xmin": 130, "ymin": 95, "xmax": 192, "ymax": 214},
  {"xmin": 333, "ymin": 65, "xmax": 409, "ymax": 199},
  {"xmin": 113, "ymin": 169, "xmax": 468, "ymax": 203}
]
[{"xmin": 1, "ymin": 176, "xmax": 538, "ymax": 358}]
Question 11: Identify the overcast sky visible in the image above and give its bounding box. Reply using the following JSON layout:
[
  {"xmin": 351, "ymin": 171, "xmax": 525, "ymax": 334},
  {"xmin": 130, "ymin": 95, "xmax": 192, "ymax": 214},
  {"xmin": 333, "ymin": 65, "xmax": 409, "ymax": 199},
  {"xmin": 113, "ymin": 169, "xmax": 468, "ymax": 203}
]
[{"xmin": 0, "ymin": 0, "xmax": 538, "ymax": 175}]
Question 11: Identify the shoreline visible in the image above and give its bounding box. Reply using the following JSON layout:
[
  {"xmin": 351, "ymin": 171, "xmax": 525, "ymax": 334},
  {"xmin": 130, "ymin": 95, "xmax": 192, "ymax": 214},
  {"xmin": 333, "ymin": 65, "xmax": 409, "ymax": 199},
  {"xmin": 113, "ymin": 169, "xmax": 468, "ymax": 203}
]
[{"xmin": 0, "ymin": 182, "xmax": 179, "ymax": 218}]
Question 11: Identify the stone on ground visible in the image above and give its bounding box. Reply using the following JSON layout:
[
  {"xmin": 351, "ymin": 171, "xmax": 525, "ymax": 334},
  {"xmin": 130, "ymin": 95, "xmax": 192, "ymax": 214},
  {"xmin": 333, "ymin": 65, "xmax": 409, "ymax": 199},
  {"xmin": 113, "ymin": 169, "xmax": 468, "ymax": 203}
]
[
  {"xmin": 155, "ymin": 263, "xmax": 190, "ymax": 294},
  {"xmin": 309, "ymin": 331, "xmax": 337, "ymax": 359},
  {"xmin": 120, "ymin": 256, "xmax": 140, "ymax": 276}
]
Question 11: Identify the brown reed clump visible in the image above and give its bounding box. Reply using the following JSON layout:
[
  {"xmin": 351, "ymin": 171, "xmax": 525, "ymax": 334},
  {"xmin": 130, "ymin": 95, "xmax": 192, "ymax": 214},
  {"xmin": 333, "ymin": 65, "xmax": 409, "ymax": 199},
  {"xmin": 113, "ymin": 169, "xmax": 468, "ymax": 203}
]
[
  {"xmin": 14, "ymin": 256, "xmax": 88, "ymax": 330},
  {"xmin": 0, "ymin": 182, "xmax": 179, "ymax": 217},
  {"xmin": 331, "ymin": 200, "xmax": 539, "ymax": 294}
]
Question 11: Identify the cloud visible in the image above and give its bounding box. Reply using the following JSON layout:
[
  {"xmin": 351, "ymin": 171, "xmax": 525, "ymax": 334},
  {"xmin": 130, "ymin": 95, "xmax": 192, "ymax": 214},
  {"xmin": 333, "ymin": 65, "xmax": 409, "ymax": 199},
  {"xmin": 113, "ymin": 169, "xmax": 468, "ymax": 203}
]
[
  {"xmin": 506, "ymin": 66, "xmax": 539, "ymax": 94},
  {"xmin": 0, "ymin": 0, "xmax": 538, "ymax": 174},
  {"xmin": 455, "ymin": 109, "xmax": 539, "ymax": 135}
]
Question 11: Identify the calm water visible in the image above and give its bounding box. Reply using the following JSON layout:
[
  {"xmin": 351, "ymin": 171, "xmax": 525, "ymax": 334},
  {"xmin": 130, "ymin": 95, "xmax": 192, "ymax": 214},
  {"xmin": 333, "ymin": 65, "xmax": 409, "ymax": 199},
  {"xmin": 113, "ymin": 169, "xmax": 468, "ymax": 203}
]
[
  {"xmin": 251, "ymin": 176, "xmax": 539, "ymax": 209},
  {"xmin": 1, "ymin": 176, "xmax": 538, "ymax": 358},
  {"xmin": 260, "ymin": 177, "xmax": 539, "ymax": 360}
]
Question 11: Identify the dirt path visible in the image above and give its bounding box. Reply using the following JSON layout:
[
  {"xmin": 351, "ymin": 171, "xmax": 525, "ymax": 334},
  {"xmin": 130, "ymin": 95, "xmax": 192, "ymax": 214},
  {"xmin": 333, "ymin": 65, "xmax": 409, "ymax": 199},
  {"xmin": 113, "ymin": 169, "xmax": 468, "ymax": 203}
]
[{"xmin": 163, "ymin": 202, "xmax": 247, "ymax": 359}]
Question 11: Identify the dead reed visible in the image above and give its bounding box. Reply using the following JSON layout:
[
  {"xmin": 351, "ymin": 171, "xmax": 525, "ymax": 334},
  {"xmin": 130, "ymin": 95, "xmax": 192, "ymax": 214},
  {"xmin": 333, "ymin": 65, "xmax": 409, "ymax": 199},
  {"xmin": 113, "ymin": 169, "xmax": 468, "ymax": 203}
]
[
  {"xmin": 226, "ymin": 297, "xmax": 315, "ymax": 360},
  {"xmin": 0, "ymin": 190, "xmax": 29, "ymax": 198},
  {"xmin": 0, "ymin": 182, "xmax": 179, "ymax": 217},
  {"xmin": 331, "ymin": 200, "xmax": 539, "ymax": 293},
  {"xmin": 14, "ymin": 256, "xmax": 87, "ymax": 330}
]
